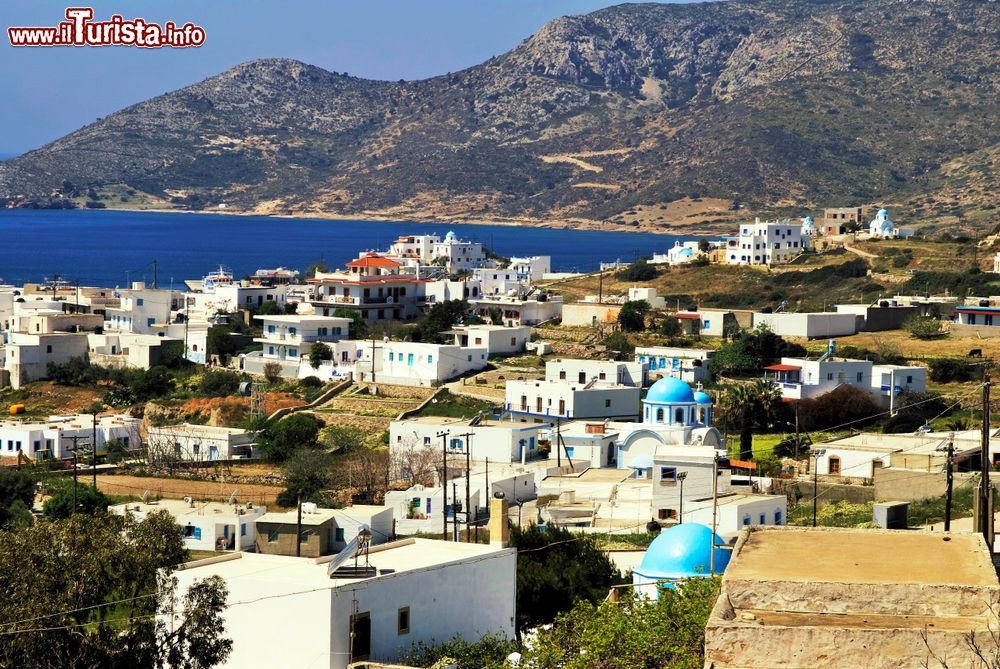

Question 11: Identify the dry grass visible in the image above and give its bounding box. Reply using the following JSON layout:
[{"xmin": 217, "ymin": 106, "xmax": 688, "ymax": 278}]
[{"xmin": 94, "ymin": 474, "xmax": 284, "ymax": 506}]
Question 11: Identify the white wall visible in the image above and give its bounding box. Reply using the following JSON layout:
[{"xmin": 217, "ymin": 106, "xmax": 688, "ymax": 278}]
[
  {"xmin": 753, "ymin": 312, "xmax": 858, "ymax": 339},
  {"xmin": 545, "ymin": 359, "xmax": 645, "ymax": 387}
]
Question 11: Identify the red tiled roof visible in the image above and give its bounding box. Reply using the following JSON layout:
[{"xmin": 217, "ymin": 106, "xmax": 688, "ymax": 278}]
[
  {"xmin": 673, "ymin": 313, "xmax": 700, "ymax": 320},
  {"xmin": 764, "ymin": 364, "xmax": 801, "ymax": 371},
  {"xmin": 347, "ymin": 253, "xmax": 401, "ymax": 269}
]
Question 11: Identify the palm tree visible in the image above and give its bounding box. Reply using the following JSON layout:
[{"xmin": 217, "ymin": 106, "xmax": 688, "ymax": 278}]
[{"xmin": 724, "ymin": 380, "xmax": 781, "ymax": 462}]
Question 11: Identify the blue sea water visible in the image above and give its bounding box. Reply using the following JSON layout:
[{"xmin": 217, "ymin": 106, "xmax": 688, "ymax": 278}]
[{"xmin": 0, "ymin": 209, "xmax": 693, "ymax": 287}]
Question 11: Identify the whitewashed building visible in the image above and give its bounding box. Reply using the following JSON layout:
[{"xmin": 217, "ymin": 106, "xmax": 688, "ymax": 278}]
[
  {"xmin": 470, "ymin": 294, "xmax": 562, "ymax": 327},
  {"xmin": 103, "ymin": 283, "xmax": 182, "ymax": 334},
  {"xmin": 390, "ymin": 416, "xmax": 546, "ymax": 464},
  {"xmin": 752, "ymin": 311, "xmax": 859, "ymax": 339},
  {"xmin": 636, "ymin": 346, "xmax": 714, "ymax": 384},
  {"xmin": 432, "ymin": 231, "xmax": 486, "ymax": 272},
  {"xmin": 447, "ymin": 324, "xmax": 530, "ymax": 356},
  {"xmin": 0, "ymin": 413, "xmax": 140, "ymax": 461},
  {"xmin": 369, "ymin": 341, "xmax": 488, "ymax": 387},
  {"xmin": 505, "ymin": 379, "xmax": 641, "ymax": 423},
  {"xmin": 247, "ymin": 314, "xmax": 351, "ymax": 379},
  {"xmin": 170, "ymin": 540, "xmax": 516, "ymax": 669},
  {"xmin": 726, "ymin": 219, "xmax": 808, "ymax": 266},
  {"xmin": 545, "ymin": 358, "xmax": 646, "ymax": 388},
  {"xmin": 146, "ymin": 423, "xmax": 256, "ymax": 462},
  {"xmin": 112, "ymin": 498, "xmax": 266, "ymax": 552}
]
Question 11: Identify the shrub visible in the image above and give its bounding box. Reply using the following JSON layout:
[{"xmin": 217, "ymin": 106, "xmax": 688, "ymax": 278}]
[
  {"xmin": 616, "ymin": 258, "xmax": 659, "ymax": 282},
  {"xmin": 928, "ymin": 358, "xmax": 978, "ymax": 383},
  {"xmin": 300, "ymin": 376, "xmax": 323, "ymax": 389},
  {"xmin": 903, "ymin": 315, "xmax": 945, "ymax": 339},
  {"xmin": 308, "ymin": 342, "xmax": 333, "ymax": 369},
  {"xmin": 618, "ymin": 300, "xmax": 650, "ymax": 332},
  {"xmin": 263, "ymin": 362, "xmax": 283, "ymax": 384},
  {"xmin": 198, "ymin": 370, "xmax": 241, "ymax": 397}
]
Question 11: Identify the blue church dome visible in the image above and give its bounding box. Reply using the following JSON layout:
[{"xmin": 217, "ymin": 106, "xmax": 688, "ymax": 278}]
[
  {"xmin": 635, "ymin": 523, "xmax": 730, "ymax": 579},
  {"xmin": 645, "ymin": 377, "xmax": 695, "ymax": 404},
  {"xmin": 694, "ymin": 390, "xmax": 713, "ymax": 405}
]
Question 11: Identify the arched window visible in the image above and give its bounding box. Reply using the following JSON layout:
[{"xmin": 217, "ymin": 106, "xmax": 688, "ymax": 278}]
[
  {"xmin": 675, "ymin": 408, "xmax": 685, "ymax": 424},
  {"xmin": 655, "ymin": 408, "xmax": 664, "ymax": 423}
]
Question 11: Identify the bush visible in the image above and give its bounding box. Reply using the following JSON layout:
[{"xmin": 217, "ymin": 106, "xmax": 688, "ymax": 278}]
[
  {"xmin": 401, "ymin": 634, "xmax": 516, "ymax": 669},
  {"xmin": 308, "ymin": 342, "xmax": 333, "ymax": 369},
  {"xmin": 263, "ymin": 362, "xmax": 283, "ymax": 385},
  {"xmin": 198, "ymin": 370, "xmax": 241, "ymax": 397},
  {"xmin": 300, "ymin": 376, "xmax": 323, "ymax": 389},
  {"xmin": 796, "ymin": 385, "xmax": 881, "ymax": 431},
  {"xmin": 929, "ymin": 358, "xmax": 979, "ymax": 383},
  {"xmin": 42, "ymin": 482, "xmax": 111, "ymax": 519},
  {"xmin": 256, "ymin": 300, "xmax": 282, "ymax": 315},
  {"xmin": 132, "ymin": 366, "xmax": 174, "ymax": 401},
  {"xmin": 618, "ymin": 300, "xmax": 650, "ymax": 333},
  {"xmin": 903, "ymin": 314, "xmax": 945, "ymax": 339},
  {"xmin": 258, "ymin": 413, "xmax": 324, "ymax": 462},
  {"xmin": 602, "ymin": 331, "xmax": 634, "ymax": 356},
  {"xmin": 616, "ymin": 258, "xmax": 659, "ymax": 282}
]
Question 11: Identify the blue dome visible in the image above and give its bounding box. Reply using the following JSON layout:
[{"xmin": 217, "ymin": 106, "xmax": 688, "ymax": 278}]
[
  {"xmin": 635, "ymin": 523, "xmax": 730, "ymax": 579},
  {"xmin": 694, "ymin": 390, "xmax": 712, "ymax": 405},
  {"xmin": 645, "ymin": 377, "xmax": 695, "ymax": 404},
  {"xmin": 878, "ymin": 208, "xmax": 888, "ymax": 216}
]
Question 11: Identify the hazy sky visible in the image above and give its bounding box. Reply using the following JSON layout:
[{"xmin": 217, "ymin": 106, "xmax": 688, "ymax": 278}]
[{"xmin": 0, "ymin": 1, "xmax": 687, "ymax": 155}]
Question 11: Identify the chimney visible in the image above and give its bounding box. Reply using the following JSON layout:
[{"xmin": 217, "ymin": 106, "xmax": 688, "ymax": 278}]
[{"xmin": 489, "ymin": 494, "xmax": 510, "ymax": 549}]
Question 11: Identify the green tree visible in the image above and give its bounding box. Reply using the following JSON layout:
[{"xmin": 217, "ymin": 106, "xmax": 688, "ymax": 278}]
[
  {"xmin": 318, "ymin": 424, "xmax": 365, "ymax": 453},
  {"xmin": 511, "ymin": 524, "xmax": 622, "ymax": 634},
  {"xmin": 308, "ymin": 341, "xmax": 333, "ymax": 369},
  {"xmin": 618, "ymin": 300, "xmax": 650, "ymax": 333},
  {"xmin": 523, "ymin": 577, "xmax": 720, "ymax": 669},
  {"xmin": 401, "ymin": 634, "xmax": 516, "ymax": 669},
  {"xmin": 258, "ymin": 413, "xmax": 323, "ymax": 462},
  {"xmin": 206, "ymin": 325, "xmax": 237, "ymax": 361},
  {"xmin": 903, "ymin": 314, "xmax": 946, "ymax": 339},
  {"xmin": 132, "ymin": 366, "xmax": 174, "ymax": 401},
  {"xmin": 661, "ymin": 314, "xmax": 682, "ymax": 337},
  {"xmin": 711, "ymin": 339, "xmax": 756, "ymax": 375},
  {"xmin": 332, "ymin": 308, "xmax": 368, "ymax": 339},
  {"xmin": 0, "ymin": 512, "xmax": 231, "ymax": 668},
  {"xmin": 304, "ymin": 261, "xmax": 329, "ymax": 278},
  {"xmin": 42, "ymin": 482, "xmax": 111, "ymax": 519},
  {"xmin": 256, "ymin": 300, "xmax": 282, "ymax": 315},
  {"xmin": 198, "ymin": 369, "xmax": 241, "ymax": 397},
  {"xmin": 488, "ymin": 307, "xmax": 504, "ymax": 325},
  {"xmin": 616, "ymin": 258, "xmax": 659, "ymax": 282},
  {"xmin": 414, "ymin": 300, "xmax": 469, "ymax": 343},
  {"xmin": 0, "ymin": 469, "xmax": 36, "ymax": 529},
  {"xmin": 277, "ymin": 450, "xmax": 336, "ymax": 507}
]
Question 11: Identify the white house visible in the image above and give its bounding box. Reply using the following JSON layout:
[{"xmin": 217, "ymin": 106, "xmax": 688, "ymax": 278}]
[
  {"xmin": 103, "ymin": 283, "xmax": 182, "ymax": 334},
  {"xmin": 636, "ymin": 346, "xmax": 714, "ymax": 384},
  {"xmin": 0, "ymin": 413, "xmax": 140, "ymax": 461},
  {"xmin": 470, "ymin": 294, "xmax": 563, "ymax": 326},
  {"xmin": 145, "ymin": 423, "xmax": 256, "ymax": 462},
  {"xmin": 254, "ymin": 504, "xmax": 394, "ymax": 556},
  {"xmin": 726, "ymin": 218, "xmax": 808, "ymax": 266},
  {"xmin": 390, "ymin": 416, "xmax": 547, "ymax": 464},
  {"xmin": 432, "ymin": 231, "xmax": 486, "ymax": 272},
  {"xmin": 447, "ymin": 324, "xmax": 530, "ymax": 356},
  {"xmin": 545, "ymin": 358, "xmax": 646, "ymax": 388},
  {"xmin": 248, "ymin": 314, "xmax": 351, "ymax": 379},
  {"xmin": 307, "ymin": 257, "xmax": 425, "ymax": 323},
  {"xmin": 169, "ymin": 540, "xmax": 516, "ymax": 669},
  {"xmin": 111, "ymin": 498, "xmax": 265, "ymax": 552},
  {"xmin": 752, "ymin": 311, "xmax": 859, "ymax": 339},
  {"xmin": 627, "ymin": 287, "xmax": 667, "ymax": 309},
  {"xmin": 505, "ymin": 379, "xmax": 641, "ymax": 423},
  {"xmin": 763, "ymin": 342, "xmax": 926, "ymax": 406},
  {"xmin": 371, "ymin": 341, "xmax": 488, "ymax": 387},
  {"xmin": 508, "ymin": 256, "xmax": 551, "ymax": 282}
]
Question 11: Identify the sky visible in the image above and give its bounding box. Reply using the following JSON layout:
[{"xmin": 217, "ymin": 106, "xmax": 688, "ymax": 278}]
[{"xmin": 0, "ymin": 1, "xmax": 687, "ymax": 155}]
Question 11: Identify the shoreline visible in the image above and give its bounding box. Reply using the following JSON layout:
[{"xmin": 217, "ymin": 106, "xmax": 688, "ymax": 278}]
[{"xmin": 12, "ymin": 203, "xmax": 729, "ymax": 238}]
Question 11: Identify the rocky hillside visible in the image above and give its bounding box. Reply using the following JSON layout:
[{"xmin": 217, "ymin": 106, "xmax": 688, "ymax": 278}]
[{"xmin": 2, "ymin": 0, "xmax": 1000, "ymax": 233}]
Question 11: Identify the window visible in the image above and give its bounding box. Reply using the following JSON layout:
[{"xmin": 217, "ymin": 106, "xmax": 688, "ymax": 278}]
[
  {"xmin": 389, "ymin": 352, "xmax": 394, "ymax": 361},
  {"xmin": 675, "ymin": 408, "xmax": 684, "ymax": 423},
  {"xmin": 467, "ymin": 355, "xmax": 472, "ymax": 362},
  {"xmin": 759, "ymin": 513, "xmax": 766, "ymax": 524},
  {"xmin": 604, "ymin": 399, "xmax": 611, "ymax": 408},
  {"xmin": 659, "ymin": 466, "xmax": 677, "ymax": 484},
  {"xmin": 704, "ymin": 319, "xmax": 711, "ymax": 329},
  {"xmin": 827, "ymin": 372, "xmax": 833, "ymax": 381},
  {"xmin": 267, "ymin": 530, "xmax": 279, "ymax": 543},
  {"xmin": 287, "ymin": 349, "xmax": 298, "ymax": 358},
  {"xmin": 857, "ymin": 372, "xmax": 863, "ymax": 383},
  {"xmin": 475, "ymin": 337, "xmax": 482, "ymax": 345},
  {"xmin": 656, "ymin": 408, "xmax": 664, "ymax": 422},
  {"xmin": 299, "ymin": 529, "xmax": 313, "ymax": 543},
  {"xmin": 268, "ymin": 346, "xmax": 275, "ymax": 355},
  {"xmin": 743, "ymin": 515, "xmax": 751, "ymax": 526},
  {"xmin": 828, "ymin": 456, "xmax": 842, "ymax": 475},
  {"xmin": 397, "ymin": 607, "xmax": 411, "ymax": 635},
  {"xmin": 407, "ymin": 353, "xmax": 414, "ymax": 366},
  {"xmin": 559, "ymin": 371, "xmax": 566, "ymax": 380},
  {"xmin": 599, "ymin": 372, "xmax": 606, "ymax": 380},
  {"xmin": 427, "ymin": 355, "xmax": 433, "ymax": 364},
  {"xmin": 46, "ymin": 345, "xmax": 52, "ymax": 353},
  {"xmin": 335, "ymin": 527, "xmax": 345, "ymax": 542},
  {"xmin": 240, "ymin": 524, "xmax": 246, "ymax": 537},
  {"xmin": 774, "ymin": 510, "xmax": 783, "ymax": 525},
  {"xmin": 289, "ymin": 327, "xmax": 297, "ymax": 336},
  {"xmin": 268, "ymin": 325, "xmax": 276, "ymax": 333},
  {"xmin": 136, "ymin": 298, "xmax": 144, "ymax": 306},
  {"xmin": 907, "ymin": 375, "xmax": 913, "ymax": 383},
  {"xmin": 578, "ymin": 372, "xmax": 586, "ymax": 384},
  {"xmin": 511, "ymin": 337, "xmax": 517, "ymax": 346},
  {"xmin": 558, "ymin": 399, "xmax": 565, "ymax": 415},
  {"xmin": 423, "ymin": 436, "xmax": 431, "ymax": 445}
]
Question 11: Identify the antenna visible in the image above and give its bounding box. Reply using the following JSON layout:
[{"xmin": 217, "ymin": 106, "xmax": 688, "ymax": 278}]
[{"xmin": 141, "ymin": 489, "xmax": 152, "ymax": 504}]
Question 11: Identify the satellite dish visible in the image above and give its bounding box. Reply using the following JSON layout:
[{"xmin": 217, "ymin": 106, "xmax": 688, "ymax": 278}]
[
  {"xmin": 141, "ymin": 490, "xmax": 152, "ymax": 504},
  {"xmin": 227, "ymin": 490, "xmax": 238, "ymax": 506}
]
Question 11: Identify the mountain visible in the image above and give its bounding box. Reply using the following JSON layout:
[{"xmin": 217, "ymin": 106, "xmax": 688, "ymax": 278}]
[{"xmin": 3, "ymin": 0, "xmax": 1000, "ymax": 234}]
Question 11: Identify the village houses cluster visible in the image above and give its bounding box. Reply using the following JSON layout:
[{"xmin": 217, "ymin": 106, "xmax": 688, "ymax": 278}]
[{"xmin": 7, "ymin": 206, "xmax": 1000, "ymax": 669}]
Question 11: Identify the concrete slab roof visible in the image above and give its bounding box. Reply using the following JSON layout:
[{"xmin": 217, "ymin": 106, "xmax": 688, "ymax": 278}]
[{"xmin": 727, "ymin": 527, "xmax": 997, "ymax": 587}]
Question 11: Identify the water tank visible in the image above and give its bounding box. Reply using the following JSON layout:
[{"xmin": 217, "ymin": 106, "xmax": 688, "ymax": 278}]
[
  {"xmin": 302, "ymin": 502, "xmax": 319, "ymax": 514},
  {"xmin": 537, "ymin": 293, "xmax": 548, "ymax": 302},
  {"xmin": 980, "ymin": 300, "xmax": 991, "ymax": 307},
  {"xmin": 238, "ymin": 382, "xmax": 253, "ymax": 397},
  {"xmin": 879, "ymin": 300, "xmax": 889, "ymax": 308}
]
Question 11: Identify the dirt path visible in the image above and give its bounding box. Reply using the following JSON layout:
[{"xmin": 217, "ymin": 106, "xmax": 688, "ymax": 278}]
[{"xmin": 844, "ymin": 245, "xmax": 878, "ymax": 259}]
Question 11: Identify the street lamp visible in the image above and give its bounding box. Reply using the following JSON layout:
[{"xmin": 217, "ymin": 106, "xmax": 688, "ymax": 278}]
[
  {"xmin": 676, "ymin": 471, "xmax": 688, "ymax": 524},
  {"xmin": 812, "ymin": 449, "xmax": 827, "ymax": 527}
]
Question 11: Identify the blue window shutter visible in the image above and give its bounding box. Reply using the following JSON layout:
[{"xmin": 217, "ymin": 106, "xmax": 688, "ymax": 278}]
[
  {"xmin": 194, "ymin": 527, "xmax": 202, "ymax": 540},
  {"xmin": 241, "ymin": 524, "xmax": 246, "ymax": 536}
]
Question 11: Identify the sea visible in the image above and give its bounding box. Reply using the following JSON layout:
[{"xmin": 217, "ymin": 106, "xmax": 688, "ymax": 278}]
[{"xmin": 0, "ymin": 208, "xmax": 694, "ymax": 287}]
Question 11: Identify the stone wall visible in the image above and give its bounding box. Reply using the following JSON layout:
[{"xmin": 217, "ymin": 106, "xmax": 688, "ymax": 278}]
[{"xmin": 874, "ymin": 467, "xmax": 977, "ymax": 502}]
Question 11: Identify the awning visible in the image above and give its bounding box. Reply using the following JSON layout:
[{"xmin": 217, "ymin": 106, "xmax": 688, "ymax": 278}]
[
  {"xmin": 673, "ymin": 313, "xmax": 700, "ymax": 320},
  {"xmin": 764, "ymin": 364, "xmax": 801, "ymax": 371},
  {"xmin": 728, "ymin": 459, "xmax": 757, "ymax": 470}
]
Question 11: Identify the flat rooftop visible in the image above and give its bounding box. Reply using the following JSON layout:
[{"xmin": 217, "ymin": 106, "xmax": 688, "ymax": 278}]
[
  {"xmin": 401, "ymin": 416, "xmax": 536, "ymax": 430},
  {"xmin": 257, "ymin": 504, "xmax": 391, "ymax": 527},
  {"xmin": 113, "ymin": 499, "xmax": 262, "ymax": 517},
  {"xmin": 728, "ymin": 527, "xmax": 996, "ymax": 587},
  {"xmin": 179, "ymin": 538, "xmax": 511, "ymax": 588},
  {"xmin": 253, "ymin": 314, "xmax": 350, "ymax": 323}
]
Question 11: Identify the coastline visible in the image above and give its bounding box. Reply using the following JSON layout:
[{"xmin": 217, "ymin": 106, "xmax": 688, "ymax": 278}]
[{"xmin": 41, "ymin": 203, "xmax": 731, "ymax": 237}]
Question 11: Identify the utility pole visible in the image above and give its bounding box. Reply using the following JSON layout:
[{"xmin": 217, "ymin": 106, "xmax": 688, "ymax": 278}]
[
  {"xmin": 452, "ymin": 481, "xmax": 459, "ymax": 542},
  {"xmin": 677, "ymin": 471, "xmax": 687, "ymax": 524},
  {"xmin": 92, "ymin": 410, "xmax": 98, "ymax": 488},
  {"xmin": 437, "ymin": 431, "xmax": 450, "ymax": 540},
  {"xmin": 598, "ymin": 270, "xmax": 603, "ymax": 305},
  {"xmin": 938, "ymin": 433, "xmax": 955, "ymax": 532},
  {"xmin": 70, "ymin": 436, "xmax": 80, "ymax": 513},
  {"xmin": 710, "ymin": 456, "xmax": 719, "ymax": 575},
  {"xmin": 296, "ymin": 493, "xmax": 302, "ymax": 557},
  {"xmin": 793, "ymin": 403, "xmax": 801, "ymax": 459},
  {"xmin": 370, "ymin": 335, "xmax": 376, "ymax": 384},
  {"xmin": 556, "ymin": 417, "xmax": 561, "ymax": 468},
  {"xmin": 981, "ymin": 377, "xmax": 993, "ymax": 549},
  {"xmin": 812, "ymin": 449, "xmax": 827, "ymax": 527},
  {"xmin": 462, "ymin": 432, "xmax": 473, "ymax": 540}
]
